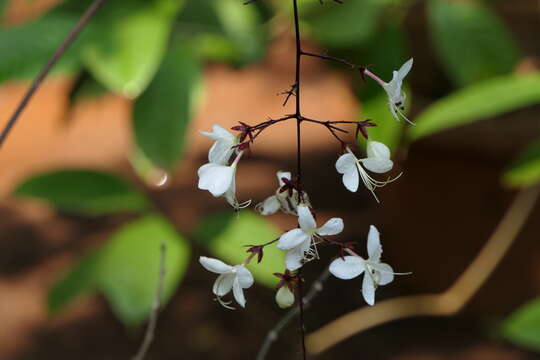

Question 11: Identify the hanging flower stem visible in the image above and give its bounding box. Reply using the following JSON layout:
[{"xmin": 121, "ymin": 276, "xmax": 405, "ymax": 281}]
[{"xmin": 291, "ymin": 1, "xmax": 307, "ymax": 358}]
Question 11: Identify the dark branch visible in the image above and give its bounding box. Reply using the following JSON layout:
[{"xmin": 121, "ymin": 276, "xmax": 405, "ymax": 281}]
[{"xmin": 0, "ymin": 0, "xmax": 110, "ymax": 149}]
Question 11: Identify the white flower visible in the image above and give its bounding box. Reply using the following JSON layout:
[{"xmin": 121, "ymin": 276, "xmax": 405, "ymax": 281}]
[
  {"xmin": 255, "ymin": 171, "xmax": 308, "ymax": 216},
  {"xmin": 198, "ymin": 150, "xmax": 250, "ymax": 210},
  {"xmin": 199, "ymin": 256, "xmax": 254, "ymax": 309},
  {"xmin": 277, "ymin": 205, "xmax": 343, "ymax": 270},
  {"xmin": 199, "ymin": 124, "xmax": 237, "ymax": 165},
  {"xmin": 275, "ymin": 286, "xmax": 295, "ymax": 309},
  {"xmin": 223, "ymin": 174, "xmax": 251, "ymax": 211},
  {"xmin": 198, "ymin": 162, "xmax": 236, "ymax": 197},
  {"xmin": 329, "ymin": 225, "xmax": 402, "ymax": 306},
  {"xmin": 335, "ymin": 143, "xmax": 400, "ymax": 202},
  {"xmin": 381, "ymin": 58, "xmax": 413, "ymax": 124}
]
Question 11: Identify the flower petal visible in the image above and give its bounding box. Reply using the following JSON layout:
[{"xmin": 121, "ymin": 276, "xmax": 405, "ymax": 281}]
[
  {"xmin": 367, "ymin": 225, "xmax": 382, "ymax": 262},
  {"xmin": 361, "ymin": 158, "xmax": 393, "ymax": 174},
  {"xmin": 256, "ymin": 195, "xmax": 281, "ymax": 215},
  {"xmin": 336, "ymin": 153, "xmax": 359, "ymax": 192},
  {"xmin": 277, "ymin": 229, "xmax": 310, "ymax": 250},
  {"xmin": 232, "ymin": 277, "xmax": 246, "ymax": 307},
  {"xmin": 199, "ymin": 256, "xmax": 233, "ymax": 274},
  {"xmin": 213, "ymin": 273, "xmax": 234, "ymax": 296},
  {"xmin": 362, "ymin": 272, "xmax": 376, "ymax": 306},
  {"xmin": 366, "ymin": 141, "xmax": 391, "ymax": 160},
  {"xmin": 297, "ymin": 205, "xmax": 316, "ymax": 232},
  {"xmin": 317, "ymin": 218, "xmax": 344, "ymax": 236},
  {"xmin": 208, "ymin": 141, "xmax": 234, "ymax": 165},
  {"xmin": 277, "ymin": 171, "xmax": 291, "ymax": 187},
  {"xmin": 329, "ymin": 256, "xmax": 365, "ymax": 280},
  {"xmin": 285, "ymin": 244, "xmax": 308, "ymax": 271},
  {"xmin": 198, "ymin": 163, "xmax": 235, "ymax": 197},
  {"xmin": 373, "ymin": 262, "xmax": 394, "ymax": 286},
  {"xmin": 336, "ymin": 153, "xmax": 356, "ymax": 174},
  {"xmin": 397, "ymin": 58, "xmax": 413, "ymax": 81},
  {"xmin": 223, "ymin": 175, "xmax": 237, "ymax": 206},
  {"xmin": 234, "ymin": 265, "xmax": 254, "ymax": 288},
  {"xmin": 200, "ymin": 124, "xmax": 234, "ymax": 141}
]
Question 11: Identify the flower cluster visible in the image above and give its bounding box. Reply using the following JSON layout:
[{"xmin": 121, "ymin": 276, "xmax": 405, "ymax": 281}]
[{"xmin": 197, "ymin": 59, "xmax": 413, "ymax": 309}]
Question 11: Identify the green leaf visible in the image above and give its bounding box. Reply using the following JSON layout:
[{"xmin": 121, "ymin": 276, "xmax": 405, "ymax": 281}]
[
  {"xmin": 47, "ymin": 253, "xmax": 101, "ymax": 314},
  {"xmin": 409, "ymin": 74, "xmax": 540, "ymax": 140},
  {"xmin": 0, "ymin": 14, "xmax": 81, "ymax": 82},
  {"xmin": 0, "ymin": 0, "xmax": 7, "ymax": 18},
  {"xmin": 428, "ymin": 0, "xmax": 519, "ymax": 87},
  {"xmin": 14, "ymin": 170, "xmax": 149, "ymax": 215},
  {"xmin": 68, "ymin": 74, "xmax": 108, "ymax": 104},
  {"xmin": 177, "ymin": 0, "xmax": 268, "ymax": 64},
  {"xmin": 501, "ymin": 297, "xmax": 540, "ymax": 352},
  {"xmin": 503, "ymin": 140, "xmax": 540, "ymax": 188},
  {"xmin": 213, "ymin": 0, "xmax": 267, "ymax": 63},
  {"xmin": 80, "ymin": 0, "xmax": 182, "ymax": 97},
  {"xmin": 358, "ymin": 94, "xmax": 405, "ymax": 152},
  {"xmin": 133, "ymin": 43, "xmax": 203, "ymax": 170},
  {"xmin": 302, "ymin": 0, "xmax": 397, "ymax": 48},
  {"xmin": 97, "ymin": 215, "xmax": 190, "ymax": 326},
  {"xmin": 195, "ymin": 211, "xmax": 285, "ymax": 288}
]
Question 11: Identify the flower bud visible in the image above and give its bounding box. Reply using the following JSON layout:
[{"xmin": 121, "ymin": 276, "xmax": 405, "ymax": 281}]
[{"xmin": 275, "ymin": 286, "xmax": 295, "ymax": 309}]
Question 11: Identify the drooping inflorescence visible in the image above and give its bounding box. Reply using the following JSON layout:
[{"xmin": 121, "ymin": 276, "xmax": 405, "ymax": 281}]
[{"xmin": 197, "ymin": 1, "xmax": 413, "ymax": 315}]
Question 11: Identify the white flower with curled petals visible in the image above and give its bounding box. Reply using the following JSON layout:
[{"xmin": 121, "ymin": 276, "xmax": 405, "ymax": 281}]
[
  {"xmin": 329, "ymin": 225, "xmax": 406, "ymax": 306},
  {"xmin": 199, "ymin": 256, "xmax": 254, "ymax": 309},
  {"xmin": 198, "ymin": 151, "xmax": 250, "ymax": 210},
  {"xmin": 277, "ymin": 205, "xmax": 343, "ymax": 270},
  {"xmin": 381, "ymin": 58, "xmax": 413, "ymax": 124},
  {"xmin": 336, "ymin": 143, "xmax": 400, "ymax": 202},
  {"xmin": 199, "ymin": 124, "xmax": 237, "ymax": 165},
  {"xmin": 255, "ymin": 171, "xmax": 309, "ymax": 216}
]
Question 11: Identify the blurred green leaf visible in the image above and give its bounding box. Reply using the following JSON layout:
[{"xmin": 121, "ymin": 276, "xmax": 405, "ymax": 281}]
[
  {"xmin": 195, "ymin": 211, "xmax": 285, "ymax": 288},
  {"xmin": 178, "ymin": 0, "xmax": 268, "ymax": 64},
  {"xmin": 0, "ymin": 14, "xmax": 81, "ymax": 82},
  {"xmin": 302, "ymin": 0, "xmax": 397, "ymax": 48},
  {"xmin": 80, "ymin": 0, "xmax": 183, "ymax": 97},
  {"xmin": 359, "ymin": 94, "xmax": 404, "ymax": 152},
  {"xmin": 503, "ymin": 140, "xmax": 540, "ymax": 188},
  {"xmin": 47, "ymin": 215, "xmax": 190, "ymax": 326},
  {"xmin": 48, "ymin": 253, "xmax": 101, "ymax": 314},
  {"xmin": 409, "ymin": 74, "xmax": 540, "ymax": 140},
  {"xmin": 214, "ymin": 0, "xmax": 267, "ymax": 63},
  {"xmin": 66, "ymin": 73, "xmax": 107, "ymax": 111},
  {"xmin": 0, "ymin": 0, "xmax": 7, "ymax": 17},
  {"xmin": 428, "ymin": 0, "xmax": 519, "ymax": 87},
  {"xmin": 133, "ymin": 42, "xmax": 202, "ymax": 171},
  {"xmin": 98, "ymin": 215, "xmax": 190, "ymax": 326},
  {"xmin": 14, "ymin": 170, "xmax": 149, "ymax": 215},
  {"xmin": 501, "ymin": 297, "xmax": 540, "ymax": 352}
]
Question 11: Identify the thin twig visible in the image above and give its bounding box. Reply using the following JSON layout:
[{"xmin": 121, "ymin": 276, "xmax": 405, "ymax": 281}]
[
  {"xmin": 306, "ymin": 186, "xmax": 540, "ymax": 354},
  {"xmin": 0, "ymin": 0, "xmax": 110, "ymax": 148},
  {"xmin": 131, "ymin": 243, "xmax": 167, "ymax": 360},
  {"xmin": 256, "ymin": 268, "xmax": 331, "ymax": 360}
]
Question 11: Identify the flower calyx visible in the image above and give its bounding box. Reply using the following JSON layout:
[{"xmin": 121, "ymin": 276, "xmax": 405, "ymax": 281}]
[
  {"xmin": 279, "ymin": 175, "xmax": 302, "ymax": 197},
  {"xmin": 245, "ymin": 244, "xmax": 264, "ymax": 264},
  {"xmin": 274, "ymin": 269, "xmax": 300, "ymax": 293},
  {"xmin": 355, "ymin": 119, "xmax": 377, "ymax": 140},
  {"xmin": 231, "ymin": 121, "xmax": 255, "ymax": 144}
]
